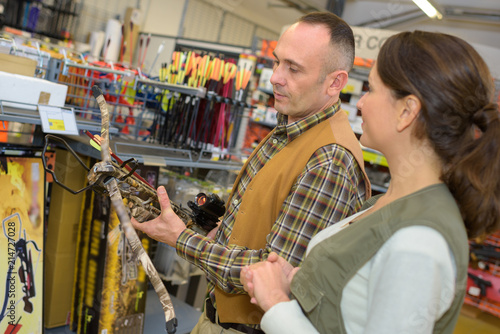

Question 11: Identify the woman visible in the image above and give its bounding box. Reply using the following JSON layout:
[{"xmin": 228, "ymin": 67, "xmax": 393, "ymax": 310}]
[{"xmin": 241, "ymin": 31, "xmax": 500, "ymax": 334}]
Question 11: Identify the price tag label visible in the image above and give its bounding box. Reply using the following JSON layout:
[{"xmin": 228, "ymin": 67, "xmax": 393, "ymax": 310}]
[{"xmin": 38, "ymin": 105, "xmax": 79, "ymax": 135}]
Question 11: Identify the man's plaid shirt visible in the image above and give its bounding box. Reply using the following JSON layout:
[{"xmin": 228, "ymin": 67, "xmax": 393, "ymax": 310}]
[{"xmin": 176, "ymin": 100, "xmax": 367, "ymax": 309}]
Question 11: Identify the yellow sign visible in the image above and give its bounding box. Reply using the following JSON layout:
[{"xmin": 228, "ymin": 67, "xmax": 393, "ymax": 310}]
[{"xmin": 48, "ymin": 119, "xmax": 65, "ymax": 131}]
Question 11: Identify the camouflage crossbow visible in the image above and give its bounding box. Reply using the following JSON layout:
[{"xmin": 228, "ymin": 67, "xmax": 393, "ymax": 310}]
[{"xmin": 43, "ymin": 85, "xmax": 225, "ymax": 334}]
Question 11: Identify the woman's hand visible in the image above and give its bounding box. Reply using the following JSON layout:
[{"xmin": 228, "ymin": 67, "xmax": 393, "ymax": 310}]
[
  {"xmin": 241, "ymin": 252, "xmax": 298, "ymax": 312},
  {"xmin": 266, "ymin": 252, "xmax": 300, "ymax": 282}
]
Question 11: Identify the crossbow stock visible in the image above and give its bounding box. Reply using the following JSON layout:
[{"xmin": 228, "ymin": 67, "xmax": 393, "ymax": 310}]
[{"xmin": 43, "ymin": 85, "xmax": 225, "ymax": 334}]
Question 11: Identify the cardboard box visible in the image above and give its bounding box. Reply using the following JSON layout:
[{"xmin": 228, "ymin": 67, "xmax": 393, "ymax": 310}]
[
  {"xmin": 0, "ymin": 70, "xmax": 68, "ymax": 109},
  {"xmin": 0, "ymin": 53, "xmax": 37, "ymax": 77},
  {"xmin": 123, "ymin": 7, "xmax": 142, "ymax": 65},
  {"xmin": 44, "ymin": 149, "xmax": 89, "ymax": 328}
]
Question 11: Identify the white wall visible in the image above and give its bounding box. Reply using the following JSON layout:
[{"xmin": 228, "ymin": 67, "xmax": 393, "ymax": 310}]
[
  {"xmin": 142, "ymin": 0, "xmax": 187, "ymax": 36},
  {"xmin": 141, "ymin": 0, "xmax": 300, "ymax": 38},
  {"xmin": 76, "ymin": 0, "xmax": 150, "ymax": 42}
]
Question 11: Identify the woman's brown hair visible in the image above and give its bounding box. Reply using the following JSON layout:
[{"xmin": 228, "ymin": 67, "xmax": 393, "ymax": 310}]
[{"xmin": 377, "ymin": 31, "xmax": 500, "ymax": 238}]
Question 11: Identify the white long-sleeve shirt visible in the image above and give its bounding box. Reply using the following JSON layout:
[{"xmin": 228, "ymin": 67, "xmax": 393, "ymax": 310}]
[{"xmin": 261, "ymin": 210, "xmax": 456, "ymax": 334}]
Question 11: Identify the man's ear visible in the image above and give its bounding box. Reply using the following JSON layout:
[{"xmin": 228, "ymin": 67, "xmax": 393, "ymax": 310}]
[
  {"xmin": 397, "ymin": 95, "xmax": 421, "ymax": 132},
  {"xmin": 327, "ymin": 70, "xmax": 348, "ymax": 96}
]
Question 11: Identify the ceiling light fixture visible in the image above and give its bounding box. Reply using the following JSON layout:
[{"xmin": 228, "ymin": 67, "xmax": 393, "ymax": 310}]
[{"xmin": 412, "ymin": 0, "xmax": 443, "ymax": 19}]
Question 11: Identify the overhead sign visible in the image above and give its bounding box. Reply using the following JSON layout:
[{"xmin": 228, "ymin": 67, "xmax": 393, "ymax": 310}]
[{"xmin": 351, "ymin": 26, "xmax": 399, "ymax": 60}]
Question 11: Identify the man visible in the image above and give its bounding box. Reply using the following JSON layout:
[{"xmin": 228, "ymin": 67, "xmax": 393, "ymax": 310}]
[{"xmin": 132, "ymin": 11, "xmax": 371, "ymax": 334}]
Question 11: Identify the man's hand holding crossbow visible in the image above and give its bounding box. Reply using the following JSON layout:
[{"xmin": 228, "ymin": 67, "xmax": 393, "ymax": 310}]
[{"xmin": 131, "ymin": 186, "xmax": 186, "ymax": 247}]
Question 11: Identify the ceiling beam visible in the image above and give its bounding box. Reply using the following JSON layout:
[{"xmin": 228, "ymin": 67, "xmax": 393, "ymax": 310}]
[
  {"xmin": 326, "ymin": 0, "xmax": 346, "ymax": 17},
  {"xmin": 443, "ymin": 6, "xmax": 500, "ymax": 24},
  {"xmin": 357, "ymin": 9, "xmax": 426, "ymax": 28},
  {"xmin": 268, "ymin": 0, "xmax": 347, "ymax": 16}
]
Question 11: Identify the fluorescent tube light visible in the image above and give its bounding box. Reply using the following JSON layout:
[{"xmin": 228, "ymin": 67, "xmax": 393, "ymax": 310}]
[{"xmin": 412, "ymin": 0, "xmax": 443, "ymax": 19}]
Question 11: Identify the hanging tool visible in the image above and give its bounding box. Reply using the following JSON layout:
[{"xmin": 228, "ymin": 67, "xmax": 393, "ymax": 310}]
[
  {"xmin": 128, "ymin": 21, "xmax": 134, "ymax": 66},
  {"xmin": 138, "ymin": 33, "xmax": 151, "ymax": 70},
  {"xmin": 227, "ymin": 65, "xmax": 253, "ymax": 150},
  {"xmin": 148, "ymin": 41, "xmax": 165, "ymax": 76},
  {"xmin": 119, "ymin": 24, "xmax": 126, "ymax": 64}
]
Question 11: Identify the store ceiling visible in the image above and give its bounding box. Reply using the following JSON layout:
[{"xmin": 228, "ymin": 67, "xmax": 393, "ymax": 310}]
[
  {"xmin": 244, "ymin": 0, "xmax": 500, "ymax": 47},
  {"xmin": 342, "ymin": 0, "xmax": 500, "ymax": 27},
  {"xmin": 269, "ymin": 0, "xmax": 500, "ymax": 23}
]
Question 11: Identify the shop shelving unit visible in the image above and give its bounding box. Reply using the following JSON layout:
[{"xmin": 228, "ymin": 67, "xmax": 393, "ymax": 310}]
[{"xmin": 1, "ymin": 47, "xmax": 247, "ymax": 171}]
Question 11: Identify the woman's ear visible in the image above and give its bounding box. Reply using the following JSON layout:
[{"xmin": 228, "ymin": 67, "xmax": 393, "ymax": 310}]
[
  {"xmin": 397, "ymin": 95, "xmax": 421, "ymax": 132},
  {"xmin": 327, "ymin": 70, "xmax": 348, "ymax": 96}
]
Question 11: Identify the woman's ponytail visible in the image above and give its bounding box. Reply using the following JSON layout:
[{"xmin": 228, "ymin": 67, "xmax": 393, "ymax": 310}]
[{"xmin": 443, "ymin": 103, "xmax": 500, "ymax": 238}]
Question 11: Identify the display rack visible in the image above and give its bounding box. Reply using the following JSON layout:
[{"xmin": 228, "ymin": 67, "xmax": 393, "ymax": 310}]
[
  {"xmin": 2, "ymin": 0, "xmax": 81, "ymax": 40},
  {"xmin": 1, "ymin": 46, "xmax": 248, "ymax": 171},
  {"xmin": 0, "ymin": 36, "xmax": 52, "ymax": 78},
  {"xmin": 465, "ymin": 232, "xmax": 500, "ymax": 319},
  {"xmin": 0, "ymin": 100, "xmax": 118, "ymax": 134}
]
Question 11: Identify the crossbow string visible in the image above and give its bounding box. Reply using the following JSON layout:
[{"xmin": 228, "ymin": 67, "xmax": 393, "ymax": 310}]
[{"xmin": 92, "ymin": 85, "xmax": 178, "ymax": 334}]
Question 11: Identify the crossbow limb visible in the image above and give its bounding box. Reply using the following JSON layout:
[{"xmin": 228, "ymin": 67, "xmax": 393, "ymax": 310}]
[
  {"xmin": 92, "ymin": 85, "xmax": 178, "ymax": 334},
  {"xmin": 42, "ymin": 86, "xmax": 226, "ymax": 333}
]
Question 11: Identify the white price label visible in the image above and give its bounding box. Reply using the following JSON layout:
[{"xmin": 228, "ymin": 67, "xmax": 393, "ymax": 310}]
[{"xmin": 38, "ymin": 105, "xmax": 79, "ymax": 135}]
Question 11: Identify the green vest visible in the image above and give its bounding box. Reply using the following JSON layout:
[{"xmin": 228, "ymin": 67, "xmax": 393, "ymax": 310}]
[
  {"xmin": 215, "ymin": 110, "xmax": 371, "ymax": 324},
  {"xmin": 291, "ymin": 184, "xmax": 469, "ymax": 333}
]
